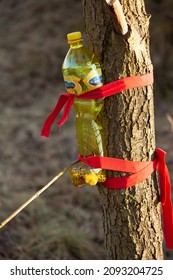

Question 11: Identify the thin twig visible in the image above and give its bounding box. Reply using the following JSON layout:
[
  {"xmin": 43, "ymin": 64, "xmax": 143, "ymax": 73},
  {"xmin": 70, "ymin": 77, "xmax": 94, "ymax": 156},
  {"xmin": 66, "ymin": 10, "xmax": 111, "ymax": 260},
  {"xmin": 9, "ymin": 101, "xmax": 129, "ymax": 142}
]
[{"xmin": 0, "ymin": 160, "xmax": 79, "ymax": 229}]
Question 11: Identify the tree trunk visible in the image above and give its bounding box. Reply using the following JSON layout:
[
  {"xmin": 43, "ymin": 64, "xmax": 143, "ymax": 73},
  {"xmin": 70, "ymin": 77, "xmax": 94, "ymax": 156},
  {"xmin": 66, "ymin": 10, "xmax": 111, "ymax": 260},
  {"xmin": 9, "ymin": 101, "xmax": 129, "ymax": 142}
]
[{"xmin": 83, "ymin": 0, "xmax": 164, "ymax": 259}]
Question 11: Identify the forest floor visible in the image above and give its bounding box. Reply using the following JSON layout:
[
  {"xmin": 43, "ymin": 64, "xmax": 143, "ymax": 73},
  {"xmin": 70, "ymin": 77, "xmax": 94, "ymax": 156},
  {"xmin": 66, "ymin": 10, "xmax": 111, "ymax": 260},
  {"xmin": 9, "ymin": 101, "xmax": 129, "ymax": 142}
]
[{"xmin": 0, "ymin": 0, "xmax": 172, "ymax": 260}]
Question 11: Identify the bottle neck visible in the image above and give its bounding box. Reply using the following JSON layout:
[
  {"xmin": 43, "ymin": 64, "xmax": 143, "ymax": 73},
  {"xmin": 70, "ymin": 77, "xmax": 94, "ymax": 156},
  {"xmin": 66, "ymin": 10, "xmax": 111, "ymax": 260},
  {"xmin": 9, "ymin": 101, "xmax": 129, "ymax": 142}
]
[{"xmin": 69, "ymin": 40, "xmax": 83, "ymax": 49}]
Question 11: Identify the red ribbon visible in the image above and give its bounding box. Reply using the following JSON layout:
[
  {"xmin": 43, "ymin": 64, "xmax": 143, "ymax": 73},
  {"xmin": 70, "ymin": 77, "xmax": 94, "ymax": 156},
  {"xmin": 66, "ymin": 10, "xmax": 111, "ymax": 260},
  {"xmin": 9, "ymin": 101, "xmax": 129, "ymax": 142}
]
[
  {"xmin": 40, "ymin": 71, "xmax": 173, "ymax": 249},
  {"xmin": 157, "ymin": 149, "xmax": 173, "ymax": 250},
  {"xmin": 41, "ymin": 72, "xmax": 154, "ymax": 137},
  {"xmin": 79, "ymin": 148, "xmax": 173, "ymax": 250}
]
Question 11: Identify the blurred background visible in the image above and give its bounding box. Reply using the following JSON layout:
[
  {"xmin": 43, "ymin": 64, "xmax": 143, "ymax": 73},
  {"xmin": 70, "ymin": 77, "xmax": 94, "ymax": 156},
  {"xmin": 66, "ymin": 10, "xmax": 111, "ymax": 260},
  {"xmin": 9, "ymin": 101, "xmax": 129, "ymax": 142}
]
[{"xmin": 0, "ymin": 0, "xmax": 172, "ymax": 260}]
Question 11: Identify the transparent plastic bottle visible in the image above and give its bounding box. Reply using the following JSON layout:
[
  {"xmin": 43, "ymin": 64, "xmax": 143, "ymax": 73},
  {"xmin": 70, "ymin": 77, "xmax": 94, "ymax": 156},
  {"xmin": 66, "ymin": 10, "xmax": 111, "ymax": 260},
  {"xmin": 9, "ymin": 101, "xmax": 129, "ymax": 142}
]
[{"xmin": 62, "ymin": 31, "xmax": 106, "ymax": 187}]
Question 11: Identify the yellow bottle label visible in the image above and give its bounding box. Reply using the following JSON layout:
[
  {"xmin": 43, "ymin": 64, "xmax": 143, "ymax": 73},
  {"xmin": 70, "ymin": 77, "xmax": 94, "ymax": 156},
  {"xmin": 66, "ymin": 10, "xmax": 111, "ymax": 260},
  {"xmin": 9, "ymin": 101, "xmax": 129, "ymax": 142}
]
[
  {"xmin": 83, "ymin": 69, "xmax": 103, "ymax": 90},
  {"xmin": 64, "ymin": 75, "xmax": 82, "ymax": 94},
  {"xmin": 64, "ymin": 69, "xmax": 103, "ymax": 95}
]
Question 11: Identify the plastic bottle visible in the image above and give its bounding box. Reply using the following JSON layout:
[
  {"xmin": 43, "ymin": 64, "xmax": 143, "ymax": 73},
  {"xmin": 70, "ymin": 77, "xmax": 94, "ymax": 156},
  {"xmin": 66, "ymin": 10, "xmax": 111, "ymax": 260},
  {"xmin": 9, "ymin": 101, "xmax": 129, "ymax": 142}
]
[{"xmin": 62, "ymin": 31, "xmax": 106, "ymax": 187}]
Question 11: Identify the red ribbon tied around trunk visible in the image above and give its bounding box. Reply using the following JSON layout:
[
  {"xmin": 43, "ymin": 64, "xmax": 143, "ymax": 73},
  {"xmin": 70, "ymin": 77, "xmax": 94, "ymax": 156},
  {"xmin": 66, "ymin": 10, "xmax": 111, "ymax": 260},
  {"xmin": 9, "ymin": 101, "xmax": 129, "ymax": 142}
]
[
  {"xmin": 79, "ymin": 148, "xmax": 173, "ymax": 250},
  {"xmin": 41, "ymin": 72, "xmax": 153, "ymax": 137},
  {"xmin": 40, "ymin": 71, "xmax": 173, "ymax": 249}
]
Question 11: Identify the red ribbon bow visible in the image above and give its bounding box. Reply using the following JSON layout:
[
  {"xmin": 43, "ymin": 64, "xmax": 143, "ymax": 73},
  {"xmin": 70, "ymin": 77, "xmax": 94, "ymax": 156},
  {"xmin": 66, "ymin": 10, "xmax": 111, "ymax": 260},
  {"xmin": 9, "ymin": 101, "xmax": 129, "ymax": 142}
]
[
  {"xmin": 41, "ymin": 72, "xmax": 154, "ymax": 137},
  {"xmin": 79, "ymin": 148, "xmax": 173, "ymax": 250}
]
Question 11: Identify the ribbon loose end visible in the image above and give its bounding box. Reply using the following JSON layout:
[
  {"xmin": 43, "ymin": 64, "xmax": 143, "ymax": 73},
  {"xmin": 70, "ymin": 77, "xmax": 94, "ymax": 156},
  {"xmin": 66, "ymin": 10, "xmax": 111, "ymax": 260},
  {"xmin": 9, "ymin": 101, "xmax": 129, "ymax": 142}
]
[{"xmin": 40, "ymin": 94, "xmax": 74, "ymax": 138}]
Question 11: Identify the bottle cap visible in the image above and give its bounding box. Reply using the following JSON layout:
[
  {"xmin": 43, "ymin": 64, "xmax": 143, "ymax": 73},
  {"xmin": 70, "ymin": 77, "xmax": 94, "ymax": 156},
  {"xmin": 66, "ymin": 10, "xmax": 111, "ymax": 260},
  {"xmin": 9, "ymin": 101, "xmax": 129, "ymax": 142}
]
[{"xmin": 67, "ymin": 32, "xmax": 82, "ymax": 44}]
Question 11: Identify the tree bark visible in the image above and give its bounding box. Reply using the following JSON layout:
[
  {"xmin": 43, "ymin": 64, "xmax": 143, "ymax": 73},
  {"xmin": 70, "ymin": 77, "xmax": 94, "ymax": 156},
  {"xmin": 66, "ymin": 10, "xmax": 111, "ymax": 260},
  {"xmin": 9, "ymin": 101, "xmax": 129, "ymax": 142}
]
[{"xmin": 83, "ymin": 0, "xmax": 164, "ymax": 259}]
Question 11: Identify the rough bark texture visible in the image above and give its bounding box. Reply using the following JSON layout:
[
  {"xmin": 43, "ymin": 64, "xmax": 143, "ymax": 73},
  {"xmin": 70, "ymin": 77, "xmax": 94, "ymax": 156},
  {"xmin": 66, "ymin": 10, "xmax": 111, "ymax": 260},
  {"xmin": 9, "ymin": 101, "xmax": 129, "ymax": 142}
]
[{"xmin": 83, "ymin": 0, "xmax": 164, "ymax": 259}]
